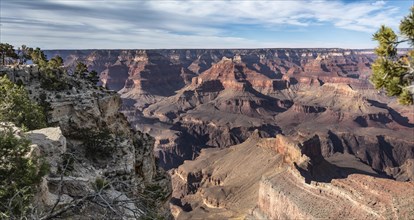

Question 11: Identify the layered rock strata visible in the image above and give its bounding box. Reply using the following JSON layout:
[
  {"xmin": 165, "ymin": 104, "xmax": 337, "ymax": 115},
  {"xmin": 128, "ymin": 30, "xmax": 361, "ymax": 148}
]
[{"xmin": 43, "ymin": 49, "xmax": 413, "ymax": 174}]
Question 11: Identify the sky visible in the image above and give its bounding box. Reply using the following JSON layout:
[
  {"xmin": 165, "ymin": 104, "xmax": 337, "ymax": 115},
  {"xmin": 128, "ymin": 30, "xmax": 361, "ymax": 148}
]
[{"xmin": 0, "ymin": 0, "xmax": 413, "ymax": 49}]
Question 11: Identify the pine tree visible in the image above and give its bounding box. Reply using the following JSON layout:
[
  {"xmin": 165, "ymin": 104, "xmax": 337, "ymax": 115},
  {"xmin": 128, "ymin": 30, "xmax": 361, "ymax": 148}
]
[{"xmin": 371, "ymin": 7, "xmax": 414, "ymax": 105}]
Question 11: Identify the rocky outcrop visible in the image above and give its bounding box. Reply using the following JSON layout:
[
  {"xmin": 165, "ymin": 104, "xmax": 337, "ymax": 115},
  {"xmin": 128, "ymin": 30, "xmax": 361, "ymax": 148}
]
[
  {"xmin": 251, "ymin": 169, "xmax": 414, "ymax": 220},
  {"xmin": 190, "ymin": 120, "xmax": 412, "ymax": 219},
  {"xmin": 171, "ymin": 131, "xmax": 414, "ymax": 219},
  {"xmin": 26, "ymin": 127, "xmax": 67, "ymax": 174},
  {"xmin": 1, "ymin": 65, "xmax": 171, "ymax": 219},
  {"xmin": 250, "ymin": 134, "xmax": 414, "ymax": 219}
]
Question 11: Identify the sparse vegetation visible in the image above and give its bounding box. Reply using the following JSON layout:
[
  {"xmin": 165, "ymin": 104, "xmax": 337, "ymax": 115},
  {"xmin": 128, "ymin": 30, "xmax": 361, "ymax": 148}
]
[
  {"xmin": 30, "ymin": 47, "xmax": 48, "ymax": 68},
  {"xmin": 75, "ymin": 62, "xmax": 100, "ymax": 84},
  {"xmin": 35, "ymin": 54, "xmax": 70, "ymax": 91},
  {"xmin": 1, "ymin": 44, "xmax": 100, "ymax": 91},
  {"xmin": 144, "ymin": 184, "xmax": 168, "ymax": 202},
  {"xmin": 87, "ymin": 70, "xmax": 100, "ymax": 84},
  {"xmin": 141, "ymin": 183, "xmax": 170, "ymax": 220},
  {"xmin": 1, "ymin": 44, "xmax": 102, "ymax": 93},
  {"xmin": 16, "ymin": 45, "xmax": 32, "ymax": 64},
  {"xmin": 371, "ymin": 6, "xmax": 414, "ymax": 105}
]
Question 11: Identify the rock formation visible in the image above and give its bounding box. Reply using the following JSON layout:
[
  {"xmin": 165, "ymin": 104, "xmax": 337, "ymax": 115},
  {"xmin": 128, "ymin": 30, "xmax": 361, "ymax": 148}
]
[
  {"xmin": 171, "ymin": 132, "xmax": 414, "ymax": 219},
  {"xmin": 0, "ymin": 65, "xmax": 171, "ymax": 219}
]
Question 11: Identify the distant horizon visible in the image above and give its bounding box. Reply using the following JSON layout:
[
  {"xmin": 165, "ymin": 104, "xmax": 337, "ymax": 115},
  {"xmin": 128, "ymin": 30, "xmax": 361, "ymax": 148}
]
[{"xmin": 1, "ymin": 0, "xmax": 413, "ymax": 49}]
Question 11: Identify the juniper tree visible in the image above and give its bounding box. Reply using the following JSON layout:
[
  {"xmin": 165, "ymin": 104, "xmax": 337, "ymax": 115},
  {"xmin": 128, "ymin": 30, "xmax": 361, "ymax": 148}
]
[
  {"xmin": 75, "ymin": 61, "xmax": 88, "ymax": 78},
  {"xmin": 0, "ymin": 43, "xmax": 18, "ymax": 65},
  {"xmin": 29, "ymin": 47, "xmax": 48, "ymax": 68},
  {"xmin": 17, "ymin": 45, "xmax": 32, "ymax": 64}
]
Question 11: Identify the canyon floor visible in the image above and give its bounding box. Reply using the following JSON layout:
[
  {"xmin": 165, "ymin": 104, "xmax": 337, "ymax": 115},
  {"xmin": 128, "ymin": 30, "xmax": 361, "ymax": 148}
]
[{"xmin": 46, "ymin": 48, "xmax": 414, "ymax": 219}]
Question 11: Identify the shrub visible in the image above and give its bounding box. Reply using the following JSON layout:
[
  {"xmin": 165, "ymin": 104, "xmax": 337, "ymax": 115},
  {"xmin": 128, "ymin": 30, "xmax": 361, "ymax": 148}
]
[
  {"xmin": 83, "ymin": 129, "xmax": 114, "ymax": 160},
  {"xmin": 69, "ymin": 128, "xmax": 114, "ymax": 161},
  {"xmin": 93, "ymin": 177, "xmax": 109, "ymax": 191},
  {"xmin": 0, "ymin": 129, "xmax": 49, "ymax": 217},
  {"xmin": 39, "ymin": 68, "xmax": 69, "ymax": 91},
  {"xmin": 0, "ymin": 76, "xmax": 47, "ymax": 130},
  {"xmin": 57, "ymin": 153, "xmax": 75, "ymax": 176},
  {"xmin": 38, "ymin": 92, "xmax": 52, "ymax": 120}
]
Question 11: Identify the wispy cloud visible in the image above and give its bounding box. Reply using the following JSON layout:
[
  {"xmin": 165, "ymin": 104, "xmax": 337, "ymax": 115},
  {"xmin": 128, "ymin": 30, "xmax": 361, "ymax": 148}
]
[
  {"xmin": 0, "ymin": 0, "xmax": 409, "ymax": 49},
  {"xmin": 147, "ymin": 0, "xmax": 401, "ymax": 33}
]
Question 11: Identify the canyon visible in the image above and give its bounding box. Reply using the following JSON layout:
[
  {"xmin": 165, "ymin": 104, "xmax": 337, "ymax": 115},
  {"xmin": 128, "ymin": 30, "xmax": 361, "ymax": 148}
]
[{"xmin": 44, "ymin": 48, "xmax": 414, "ymax": 219}]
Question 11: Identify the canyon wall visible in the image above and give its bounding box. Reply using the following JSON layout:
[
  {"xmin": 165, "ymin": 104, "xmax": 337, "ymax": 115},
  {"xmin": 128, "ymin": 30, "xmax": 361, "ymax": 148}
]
[{"xmin": 44, "ymin": 49, "xmax": 413, "ymax": 177}]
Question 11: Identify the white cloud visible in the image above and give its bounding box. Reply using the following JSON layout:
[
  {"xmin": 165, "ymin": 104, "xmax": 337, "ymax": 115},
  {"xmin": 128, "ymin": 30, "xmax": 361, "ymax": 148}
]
[
  {"xmin": 372, "ymin": 1, "xmax": 386, "ymax": 7},
  {"xmin": 145, "ymin": 0, "xmax": 402, "ymax": 32},
  {"xmin": 0, "ymin": 0, "xmax": 407, "ymax": 49}
]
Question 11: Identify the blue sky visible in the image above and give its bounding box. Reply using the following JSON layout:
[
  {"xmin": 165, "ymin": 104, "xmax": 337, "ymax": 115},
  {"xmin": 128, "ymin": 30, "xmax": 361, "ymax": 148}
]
[{"xmin": 0, "ymin": 0, "xmax": 413, "ymax": 49}]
